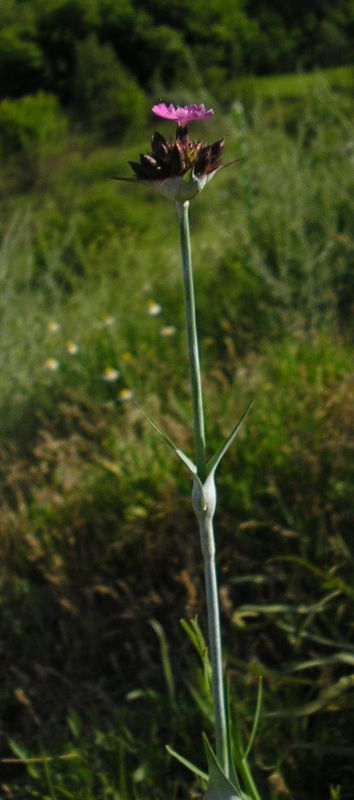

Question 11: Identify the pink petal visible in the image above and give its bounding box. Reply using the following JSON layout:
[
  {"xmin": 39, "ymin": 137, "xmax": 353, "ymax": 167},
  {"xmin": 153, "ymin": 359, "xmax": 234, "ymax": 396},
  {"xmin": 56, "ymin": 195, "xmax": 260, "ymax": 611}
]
[{"xmin": 152, "ymin": 103, "xmax": 214, "ymax": 122}]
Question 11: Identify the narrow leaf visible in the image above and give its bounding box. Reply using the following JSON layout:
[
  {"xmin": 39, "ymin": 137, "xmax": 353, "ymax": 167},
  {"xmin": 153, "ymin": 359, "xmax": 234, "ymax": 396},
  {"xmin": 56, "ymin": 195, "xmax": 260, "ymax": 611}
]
[
  {"xmin": 149, "ymin": 619, "xmax": 175, "ymax": 707},
  {"xmin": 203, "ymin": 734, "xmax": 241, "ymax": 800},
  {"xmin": 136, "ymin": 402, "xmax": 197, "ymax": 475},
  {"xmin": 269, "ymin": 673, "xmax": 354, "ymax": 717},
  {"xmin": 112, "ymin": 176, "xmax": 137, "ymax": 183},
  {"xmin": 166, "ymin": 745, "xmax": 208, "ymax": 781},
  {"xmin": 244, "ymin": 677, "xmax": 263, "ymax": 760},
  {"xmin": 8, "ymin": 740, "xmax": 40, "ymax": 780},
  {"xmin": 231, "ymin": 698, "xmax": 263, "ymax": 800},
  {"xmin": 293, "ymin": 652, "xmax": 354, "ymax": 671},
  {"xmin": 180, "ymin": 617, "xmax": 207, "ymax": 660},
  {"xmin": 206, "ymin": 401, "xmax": 253, "ymax": 478},
  {"xmin": 217, "ymin": 159, "xmax": 242, "ymax": 172},
  {"xmin": 180, "ymin": 617, "xmax": 212, "ymax": 689}
]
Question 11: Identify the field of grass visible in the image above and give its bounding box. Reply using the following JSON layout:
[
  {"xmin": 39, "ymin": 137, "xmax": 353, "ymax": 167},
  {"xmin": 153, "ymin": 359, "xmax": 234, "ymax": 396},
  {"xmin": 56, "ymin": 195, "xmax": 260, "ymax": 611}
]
[
  {"xmin": 0, "ymin": 74, "xmax": 353, "ymax": 800},
  {"xmin": 232, "ymin": 64, "xmax": 354, "ymax": 101}
]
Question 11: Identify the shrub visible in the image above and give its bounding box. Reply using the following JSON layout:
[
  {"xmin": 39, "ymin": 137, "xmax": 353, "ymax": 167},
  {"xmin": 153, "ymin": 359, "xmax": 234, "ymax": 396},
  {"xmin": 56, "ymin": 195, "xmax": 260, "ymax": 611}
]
[
  {"xmin": 129, "ymin": 23, "xmax": 201, "ymax": 90},
  {"xmin": 35, "ymin": 0, "xmax": 100, "ymax": 101},
  {"xmin": 0, "ymin": 92, "xmax": 67, "ymax": 182},
  {"xmin": 0, "ymin": 23, "xmax": 46, "ymax": 97},
  {"xmin": 72, "ymin": 34, "xmax": 147, "ymax": 138}
]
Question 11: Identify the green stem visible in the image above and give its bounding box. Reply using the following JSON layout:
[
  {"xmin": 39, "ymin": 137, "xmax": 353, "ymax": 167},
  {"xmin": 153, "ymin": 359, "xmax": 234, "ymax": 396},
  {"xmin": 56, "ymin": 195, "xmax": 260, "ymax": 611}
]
[
  {"xmin": 201, "ymin": 515, "xmax": 229, "ymax": 777},
  {"xmin": 176, "ymin": 201, "xmax": 206, "ymax": 480},
  {"xmin": 176, "ymin": 200, "xmax": 228, "ymax": 776}
]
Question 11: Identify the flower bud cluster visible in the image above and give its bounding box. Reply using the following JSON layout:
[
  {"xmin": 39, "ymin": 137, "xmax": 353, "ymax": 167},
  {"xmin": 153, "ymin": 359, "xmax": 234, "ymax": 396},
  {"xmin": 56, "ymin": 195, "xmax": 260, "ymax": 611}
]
[
  {"xmin": 129, "ymin": 126, "xmax": 224, "ymax": 183},
  {"xmin": 116, "ymin": 102, "xmax": 231, "ymax": 202}
]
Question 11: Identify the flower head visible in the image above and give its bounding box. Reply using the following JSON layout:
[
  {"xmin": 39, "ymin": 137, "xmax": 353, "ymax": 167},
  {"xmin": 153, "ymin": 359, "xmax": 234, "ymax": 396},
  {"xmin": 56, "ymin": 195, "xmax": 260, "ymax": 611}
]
[
  {"xmin": 146, "ymin": 300, "xmax": 162, "ymax": 316},
  {"xmin": 115, "ymin": 101, "xmax": 237, "ymax": 202},
  {"xmin": 152, "ymin": 103, "xmax": 214, "ymax": 124},
  {"xmin": 47, "ymin": 321, "xmax": 60, "ymax": 333},
  {"xmin": 130, "ymin": 126, "xmax": 224, "ymax": 182},
  {"xmin": 102, "ymin": 366, "xmax": 120, "ymax": 382},
  {"xmin": 44, "ymin": 358, "xmax": 60, "ymax": 371},
  {"xmin": 66, "ymin": 340, "xmax": 79, "ymax": 355},
  {"xmin": 117, "ymin": 388, "xmax": 134, "ymax": 403},
  {"xmin": 127, "ymin": 125, "xmax": 224, "ymax": 202}
]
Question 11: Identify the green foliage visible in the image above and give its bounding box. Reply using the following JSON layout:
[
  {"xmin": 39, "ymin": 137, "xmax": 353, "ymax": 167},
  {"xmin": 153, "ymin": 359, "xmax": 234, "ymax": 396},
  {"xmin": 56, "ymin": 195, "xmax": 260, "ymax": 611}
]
[
  {"xmin": 227, "ymin": 65, "xmax": 354, "ymax": 108},
  {"xmin": 136, "ymin": 24, "xmax": 201, "ymax": 90},
  {"xmin": 1, "ymin": 0, "xmax": 354, "ymax": 111},
  {"xmin": 0, "ymin": 21, "xmax": 46, "ymax": 97},
  {"xmin": 34, "ymin": 0, "xmax": 100, "ymax": 101},
  {"xmin": 0, "ymin": 81, "xmax": 353, "ymax": 800},
  {"xmin": 0, "ymin": 92, "xmax": 67, "ymax": 182},
  {"xmin": 72, "ymin": 34, "xmax": 147, "ymax": 137},
  {"xmin": 0, "ymin": 0, "xmax": 20, "ymax": 26}
]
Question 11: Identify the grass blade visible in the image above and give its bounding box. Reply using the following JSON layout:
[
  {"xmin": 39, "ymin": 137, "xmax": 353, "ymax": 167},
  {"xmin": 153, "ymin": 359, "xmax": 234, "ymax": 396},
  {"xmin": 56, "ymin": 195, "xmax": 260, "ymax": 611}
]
[
  {"xmin": 166, "ymin": 745, "xmax": 208, "ymax": 782},
  {"xmin": 244, "ymin": 677, "xmax": 263, "ymax": 760}
]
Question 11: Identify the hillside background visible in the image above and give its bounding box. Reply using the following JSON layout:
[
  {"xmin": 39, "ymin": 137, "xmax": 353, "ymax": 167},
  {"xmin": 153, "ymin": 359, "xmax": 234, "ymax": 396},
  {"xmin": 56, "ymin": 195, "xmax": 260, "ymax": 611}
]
[
  {"xmin": 1, "ymin": 0, "xmax": 354, "ymax": 147},
  {"xmin": 0, "ymin": 2, "xmax": 354, "ymax": 800}
]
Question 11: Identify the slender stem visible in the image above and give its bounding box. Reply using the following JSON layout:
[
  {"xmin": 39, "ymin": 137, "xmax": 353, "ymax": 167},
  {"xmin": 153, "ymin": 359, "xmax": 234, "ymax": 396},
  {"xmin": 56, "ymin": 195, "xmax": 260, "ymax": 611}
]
[
  {"xmin": 176, "ymin": 200, "xmax": 228, "ymax": 775},
  {"xmin": 176, "ymin": 201, "xmax": 206, "ymax": 480},
  {"xmin": 201, "ymin": 516, "xmax": 229, "ymax": 776}
]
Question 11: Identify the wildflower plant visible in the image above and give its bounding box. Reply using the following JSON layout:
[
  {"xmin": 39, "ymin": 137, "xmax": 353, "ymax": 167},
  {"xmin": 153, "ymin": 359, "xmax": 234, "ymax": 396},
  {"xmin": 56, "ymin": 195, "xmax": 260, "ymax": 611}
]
[{"xmin": 116, "ymin": 103, "xmax": 260, "ymax": 800}]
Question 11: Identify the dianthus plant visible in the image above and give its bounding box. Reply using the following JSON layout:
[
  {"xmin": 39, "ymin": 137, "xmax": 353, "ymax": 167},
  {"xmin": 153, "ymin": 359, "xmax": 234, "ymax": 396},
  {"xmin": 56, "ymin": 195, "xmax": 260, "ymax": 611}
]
[{"xmin": 117, "ymin": 103, "xmax": 262, "ymax": 800}]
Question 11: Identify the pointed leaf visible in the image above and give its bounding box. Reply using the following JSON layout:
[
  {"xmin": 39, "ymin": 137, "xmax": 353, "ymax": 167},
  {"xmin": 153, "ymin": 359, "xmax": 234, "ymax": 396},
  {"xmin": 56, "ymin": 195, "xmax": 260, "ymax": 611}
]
[
  {"xmin": 136, "ymin": 402, "xmax": 197, "ymax": 475},
  {"xmin": 217, "ymin": 159, "xmax": 242, "ymax": 172},
  {"xmin": 244, "ymin": 677, "xmax": 263, "ymax": 760},
  {"xmin": 166, "ymin": 745, "xmax": 208, "ymax": 781},
  {"xmin": 8, "ymin": 740, "xmax": 40, "ymax": 780},
  {"xmin": 203, "ymin": 734, "xmax": 242, "ymax": 800},
  {"xmin": 112, "ymin": 176, "xmax": 137, "ymax": 183},
  {"xmin": 206, "ymin": 401, "xmax": 253, "ymax": 478},
  {"xmin": 180, "ymin": 617, "xmax": 207, "ymax": 659},
  {"xmin": 231, "ymin": 694, "xmax": 263, "ymax": 800},
  {"xmin": 149, "ymin": 619, "xmax": 175, "ymax": 707},
  {"xmin": 180, "ymin": 618, "xmax": 212, "ymax": 693}
]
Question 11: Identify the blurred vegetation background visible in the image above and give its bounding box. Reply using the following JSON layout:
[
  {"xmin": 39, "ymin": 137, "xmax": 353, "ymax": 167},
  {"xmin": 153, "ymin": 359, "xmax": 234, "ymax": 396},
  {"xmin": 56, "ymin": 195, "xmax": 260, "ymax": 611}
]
[{"xmin": 0, "ymin": 2, "xmax": 353, "ymax": 800}]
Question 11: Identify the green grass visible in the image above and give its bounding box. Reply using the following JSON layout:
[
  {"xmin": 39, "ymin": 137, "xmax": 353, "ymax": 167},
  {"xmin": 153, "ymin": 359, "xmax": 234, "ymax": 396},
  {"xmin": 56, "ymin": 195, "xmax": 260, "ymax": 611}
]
[
  {"xmin": 236, "ymin": 65, "xmax": 354, "ymax": 101},
  {"xmin": 0, "ymin": 74, "xmax": 353, "ymax": 800},
  {"xmin": 218, "ymin": 65, "xmax": 354, "ymax": 117}
]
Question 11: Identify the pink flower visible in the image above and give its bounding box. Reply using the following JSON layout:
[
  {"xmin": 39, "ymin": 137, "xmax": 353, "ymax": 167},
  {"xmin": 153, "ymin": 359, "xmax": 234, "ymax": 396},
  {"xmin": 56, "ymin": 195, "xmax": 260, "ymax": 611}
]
[
  {"xmin": 152, "ymin": 103, "xmax": 214, "ymax": 124},
  {"xmin": 114, "ymin": 102, "xmax": 239, "ymax": 202}
]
